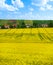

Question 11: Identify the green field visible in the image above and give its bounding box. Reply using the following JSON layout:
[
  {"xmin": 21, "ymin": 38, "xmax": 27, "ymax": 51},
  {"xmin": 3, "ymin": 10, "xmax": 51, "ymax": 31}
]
[{"xmin": 0, "ymin": 28, "xmax": 53, "ymax": 65}]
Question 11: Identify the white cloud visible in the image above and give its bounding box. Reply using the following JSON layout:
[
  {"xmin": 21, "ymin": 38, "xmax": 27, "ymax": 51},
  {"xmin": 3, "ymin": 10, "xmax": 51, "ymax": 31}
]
[
  {"xmin": 29, "ymin": 8, "xmax": 34, "ymax": 11},
  {"xmin": 0, "ymin": 0, "xmax": 24, "ymax": 11},
  {"xmin": 5, "ymin": 4, "xmax": 18, "ymax": 11},
  {"xmin": 32, "ymin": 0, "xmax": 53, "ymax": 11},
  {"xmin": 46, "ymin": 4, "xmax": 53, "ymax": 10},
  {"xmin": 50, "ymin": 0, "xmax": 53, "ymax": 1},
  {"xmin": 12, "ymin": 0, "xmax": 24, "ymax": 8},
  {"xmin": 32, "ymin": 0, "xmax": 49, "ymax": 6},
  {"xmin": 41, "ymin": 0, "xmax": 49, "ymax": 6},
  {"xmin": 40, "ymin": 7, "xmax": 45, "ymax": 11}
]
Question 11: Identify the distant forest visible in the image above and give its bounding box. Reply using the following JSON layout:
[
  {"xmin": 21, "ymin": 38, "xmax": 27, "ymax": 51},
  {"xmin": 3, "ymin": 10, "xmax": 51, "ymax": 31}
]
[{"xmin": 0, "ymin": 20, "xmax": 53, "ymax": 29}]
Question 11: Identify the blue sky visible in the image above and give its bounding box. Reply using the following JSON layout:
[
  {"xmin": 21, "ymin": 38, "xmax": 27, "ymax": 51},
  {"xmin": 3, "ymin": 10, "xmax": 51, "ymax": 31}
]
[{"xmin": 0, "ymin": 0, "xmax": 53, "ymax": 20}]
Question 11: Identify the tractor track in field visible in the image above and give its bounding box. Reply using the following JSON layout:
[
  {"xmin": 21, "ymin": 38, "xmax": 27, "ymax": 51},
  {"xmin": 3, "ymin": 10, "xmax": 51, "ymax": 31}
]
[
  {"xmin": 39, "ymin": 28, "xmax": 53, "ymax": 42},
  {"xmin": 37, "ymin": 28, "xmax": 45, "ymax": 41},
  {"xmin": 37, "ymin": 28, "xmax": 49, "ymax": 42},
  {"xmin": 44, "ymin": 28, "xmax": 53, "ymax": 41},
  {"xmin": 36, "ymin": 28, "xmax": 53, "ymax": 43},
  {"xmin": 0, "ymin": 28, "xmax": 53, "ymax": 43}
]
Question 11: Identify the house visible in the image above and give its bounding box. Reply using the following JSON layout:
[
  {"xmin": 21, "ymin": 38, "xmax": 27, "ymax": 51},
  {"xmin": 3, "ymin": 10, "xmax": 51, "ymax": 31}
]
[
  {"xmin": 25, "ymin": 24, "xmax": 31, "ymax": 28},
  {"xmin": 4, "ymin": 24, "xmax": 10, "ymax": 29},
  {"xmin": 41, "ymin": 24, "xmax": 48, "ymax": 27},
  {"xmin": 12, "ymin": 24, "xmax": 17, "ymax": 28}
]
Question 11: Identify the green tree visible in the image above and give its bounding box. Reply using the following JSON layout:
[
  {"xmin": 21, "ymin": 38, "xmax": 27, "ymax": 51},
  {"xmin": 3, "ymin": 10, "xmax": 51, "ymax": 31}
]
[
  {"xmin": 48, "ymin": 20, "xmax": 53, "ymax": 27},
  {"xmin": 33, "ymin": 20, "xmax": 38, "ymax": 28},
  {"xmin": 21, "ymin": 20, "xmax": 26, "ymax": 28}
]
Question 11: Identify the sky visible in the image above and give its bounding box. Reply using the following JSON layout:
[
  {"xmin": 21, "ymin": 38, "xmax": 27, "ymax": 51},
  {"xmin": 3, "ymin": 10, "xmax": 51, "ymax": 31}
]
[{"xmin": 0, "ymin": 0, "xmax": 53, "ymax": 20}]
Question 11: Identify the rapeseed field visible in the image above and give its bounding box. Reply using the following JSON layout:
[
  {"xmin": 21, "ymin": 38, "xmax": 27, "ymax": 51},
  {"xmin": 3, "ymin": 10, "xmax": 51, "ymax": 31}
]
[{"xmin": 0, "ymin": 28, "xmax": 53, "ymax": 65}]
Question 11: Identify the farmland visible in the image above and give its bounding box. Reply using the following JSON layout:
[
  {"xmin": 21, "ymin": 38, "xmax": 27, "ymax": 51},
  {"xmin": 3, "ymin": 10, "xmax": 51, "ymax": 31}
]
[
  {"xmin": 0, "ymin": 28, "xmax": 53, "ymax": 65},
  {"xmin": 0, "ymin": 28, "xmax": 53, "ymax": 43}
]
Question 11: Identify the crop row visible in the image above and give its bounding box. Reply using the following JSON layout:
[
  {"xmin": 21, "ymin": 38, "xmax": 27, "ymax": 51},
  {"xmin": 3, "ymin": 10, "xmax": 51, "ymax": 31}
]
[
  {"xmin": 0, "ymin": 28, "xmax": 53, "ymax": 43},
  {"xmin": 0, "ymin": 54, "xmax": 53, "ymax": 65}
]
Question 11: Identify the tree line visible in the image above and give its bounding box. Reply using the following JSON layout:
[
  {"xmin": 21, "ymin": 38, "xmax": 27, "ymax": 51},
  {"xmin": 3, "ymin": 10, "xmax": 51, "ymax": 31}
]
[{"xmin": 0, "ymin": 20, "xmax": 53, "ymax": 29}]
